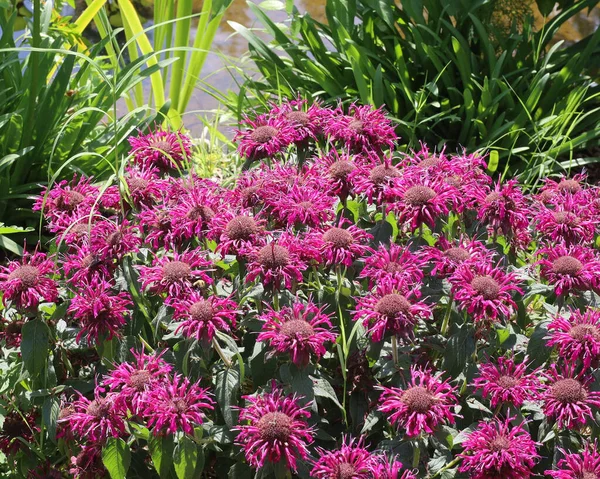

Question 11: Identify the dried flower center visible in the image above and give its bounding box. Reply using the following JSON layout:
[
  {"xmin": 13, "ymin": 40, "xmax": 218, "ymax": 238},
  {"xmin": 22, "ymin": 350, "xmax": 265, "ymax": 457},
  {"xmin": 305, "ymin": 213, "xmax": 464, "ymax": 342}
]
[
  {"xmin": 241, "ymin": 186, "xmax": 260, "ymax": 206},
  {"xmin": 403, "ymin": 186, "xmax": 437, "ymax": 206},
  {"xmin": 551, "ymin": 378, "xmax": 587, "ymax": 403},
  {"xmin": 250, "ymin": 126, "xmax": 278, "ymax": 144},
  {"xmin": 57, "ymin": 191, "xmax": 85, "ymax": 212},
  {"xmin": 162, "ymin": 261, "xmax": 192, "ymax": 282},
  {"xmin": 471, "ymin": 275, "xmax": 501, "ymax": 300},
  {"xmin": 128, "ymin": 369, "xmax": 152, "ymax": 391},
  {"xmin": 8, "ymin": 265, "xmax": 40, "ymax": 288},
  {"xmin": 258, "ymin": 245, "xmax": 290, "ymax": 269},
  {"xmin": 384, "ymin": 261, "xmax": 404, "ymax": 274},
  {"xmin": 445, "ymin": 175, "xmax": 462, "ymax": 188},
  {"xmin": 107, "ymin": 231, "xmax": 122, "ymax": 246},
  {"xmin": 581, "ymin": 471, "xmax": 599, "ymax": 479},
  {"xmin": 553, "ymin": 211, "xmax": 579, "ymax": 226},
  {"xmin": 552, "ymin": 256, "xmax": 583, "ymax": 276},
  {"xmin": 58, "ymin": 405, "xmax": 75, "ymax": 420},
  {"xmin": 488, "ymin": 435, "xmax": 511, "ymax": 452},
  {"xmin": 285, "ymin": 111, "xmax": 310, "ymax": 126},
  {"xmin": 128, "ymin": 177, "xmax": 149, "ymax": 191},
  {"xmin": 497, "ymin": 375, "xmax": 518, "ymax": 388},
  {"xmin": 569, "ymin": 324, "xmax": 600, "ymax": 342},
  {"xmin": 189, "ymin": 300, "xmax": 215, "ymax": 323},
  {"xmin": 151, "ymin": 140, "xmax": 174, "ymax": 154},
  {"xmin": 187, "ymin": 205, "xmax": 215, "ymax": 222},
  {"xmin": 558, "ymin": 179, "xmax": 581, "ymax": 194},
  {"xmin": 171, "ymin": 398, "xmax": 188, "ymax": 413},
  {"xmin": 5, "ymin": 320, "xmax": 23, "ymax": 335},
  {"xmin": 348, "ymin": 119, "xmax": 364, "ymax": 133},
  {"xmin": 485, "ymin": 192, "xmax": 502, "ymax": 203},
  {"xmin": 418, "ymin": 157, "xmax": 440, "ymax": 168},
  {"xmin": 323, "ymin": 227, "xmax": 354, "ymax": 249},
  {"xmin": 226, "ymin": 216, "xmax": 258, "ymax": 241},
  {"xmin": 1, "ymin": 413, "xmax": 29, "ymax": 438},
  {"xmin": 298, "ymin": 201, "xmax": 313, "ymax": 211},
  {"xmin": 86, "ymin": 399, "xmax": 110, "ymax": 418},
  {"xmin": 257, "ymin": 412, "xmax": 293, "ymax": 442},
  {"xmin": 444, "ymin": 247, "xmax": 470, "ymax": 262},
  {"xmin": 328, "ymin": 160, "xmax": 355, "ymax": 180},
  {"xmin": 401, "ymin": 386, "xmax": 435, "ymax": 413},
  {"xmin": 280, "ymin": 319, "xmax": 315, "ymax": 338},
  {"xmin": 375, "ymin": 294, "xmax": 411, "ymax": 317},
  {"xmin": 336, "ymin": 462, "xmax": 357, "ymax": 479},
  {"xmin": 369, "ymin": 165, "xmax": 400, "ymax": 185}
]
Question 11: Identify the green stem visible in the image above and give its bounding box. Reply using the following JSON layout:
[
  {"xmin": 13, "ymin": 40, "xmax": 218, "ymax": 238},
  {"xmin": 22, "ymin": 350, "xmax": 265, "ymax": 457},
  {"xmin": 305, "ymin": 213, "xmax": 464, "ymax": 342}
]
[
  {"xmin": 440, "ymin": 293, "xmax": 454, "ymax": 336},
  {"xmin": 412, "ymin": 439, "xmax": 421, "ymax": 469},
  {"xmin": 430, "ymin": 457, "xmax": 461, "ymax": 478},
  {"xmin": 391, "ymin": 335, "xmax": 398, "ymax": 366},
  {"xmin": 212, "ymin": 337, "xmax": 232, "ymax": 368},
  {"xmin": 336, "ymin": 265, "xmax": 349, "ymax": 425}
]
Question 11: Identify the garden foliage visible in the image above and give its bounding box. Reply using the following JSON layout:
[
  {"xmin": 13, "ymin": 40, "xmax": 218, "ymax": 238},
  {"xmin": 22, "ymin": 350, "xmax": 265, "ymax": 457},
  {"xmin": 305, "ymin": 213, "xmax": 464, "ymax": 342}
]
[
  {"xmin": 1, "ymin": 101, "xmax": 600, "ymax": 478},
  {"xmin": 225, "ymin": 0, "xmax": 600, "ymax": 178}
]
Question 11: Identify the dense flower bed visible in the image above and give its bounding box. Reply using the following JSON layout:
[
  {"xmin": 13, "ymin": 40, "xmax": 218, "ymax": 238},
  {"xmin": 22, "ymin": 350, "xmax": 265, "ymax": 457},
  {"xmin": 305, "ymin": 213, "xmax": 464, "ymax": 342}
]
[{"xmin": 1, "ymin": 100, "xmax": 600, "ymax": 478}]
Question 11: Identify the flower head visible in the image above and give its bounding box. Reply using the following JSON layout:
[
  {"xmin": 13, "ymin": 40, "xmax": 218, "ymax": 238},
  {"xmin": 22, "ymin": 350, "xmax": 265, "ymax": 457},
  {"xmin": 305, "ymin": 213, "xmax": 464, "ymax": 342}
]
[
  {"xmin": 472, "ymin": 356, "xmax": 542, "ymax": 408},
  {"xmin": 68, "ymin": 278, "xmax": 132, "ymax": 345},
  {"xmin": 69, "ymin": 444, "xmax": 106, "ymax": 479},
  {"xmin": 258, "ymin": 300, "xmax": 337, "ymax": 367},
  {"xmin": 370, "ymin": 456, "xmax": 418, "ymax": 479},
  {"xmin": 359, "ymin": 243, "xmax": 425, "ymax": 289},
  {"xmin": 545, "ymin": 441, "xmax": 600, "ymax": 479},
  {"xmin": 0, "ymin": 411, "xmax": 38, "ymax": 456},
  {"xmin": 547, "ymin": 309, "xmax": 600, "ymax": 369},
  {"xmin": 378, "ymin": 366, "xmax": 458, "ymax": 437},
  {"xmin": 170, "ymin": 184, "xmax": 220, "ymax": 241},
  {"xmin": 450, "ymin": 262, "xmax": 521, "ymax": 323},
  {"xmin": 311, "ymin": 436, "xmax": 374, "ymax": 479},
  {"xmin": 353, "ymin": 279, "xmax": 431, "ymax": 342},
  {"xmin": 459, "ymin": 418, "xmax": 539, "ymax": 479},
  {"xmin": 269, "ymin": 98, "xmax": 325, "ymax": 144},
  {"xmin": 66, "ymin": 392, "xmax": 126, "ymax": 442},
  {"xmin": 128, "ymin": 127, "xmax": 192, "ymax": 171},
  {"xmin": 102, "ymin": 349, "xmax": 173, "ymax": 416},
  {"xmin": 89, "ymin": 219, "xmax": 140, "ymax": 261},
  {"xmin": 542, "ymin": 365, "xmax": 600, "ymax": 430},
  {"xmin": 143, "ymin": 374, "xmax": 214, "ymax": 436},
  {"xmin": 169, "ymin": 293, "xmax": 238, "ymax": 344},
  {"xmin": 245, "ymin": 236, "xmax": 307, "ymax": 289},
  {"xmin": 423, "ymin": 236, "xmax": 494, "ymax": 278},
  {"xmin": 235, "ymin": 114, "xmax": 295, "ymax": 160},
  {"xmin": 124, "ymin": 166, "xmax": 165, "ymax": 208},
  {"xmin": 351, "ymin": 158, "xmax": 401, "ymax": 205},
  {"xmin": 235, "ymin": 387, "xmax": 314, "ymax": 472},
  {"xmin": 210, "ymin": 211, "xmax": 265, "ymax": 257},
  {"xmin": 533, "ymin": 199, "xmax": 596, "ymax": 246},
  {"xmin": 538, "ymin": 244, "xmax": 600, "ymax": 297},
  {"xmin": 317, "ymin": 222, "xmax": 372, "ymax": 267},
  {"xmin": 0, "ymin": 249, "xmax": 58, "ymax": 310},
  {"xmin": 138, "ymin": 249, "xmax": 212, "ymax": 299},
  {"xmin": 270, "ymin": 183, "xmax": 336, "ymax": 229}
]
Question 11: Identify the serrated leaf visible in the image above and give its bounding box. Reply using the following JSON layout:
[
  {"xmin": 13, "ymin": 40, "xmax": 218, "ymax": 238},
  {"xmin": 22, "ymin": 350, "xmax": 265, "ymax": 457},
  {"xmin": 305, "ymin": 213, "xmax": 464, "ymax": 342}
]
[
  {"xmin": 215, "ymin": 367, "xmax": 240, "ymax": 427},
  {"xmin": 443, "ymin": 325, "xmax": 475, "ymax": 377},
  {"xmin": 149, "ymin": 434, "xmax": 174, "ymax": 478},
  {"xmin": 173, "ymin": 436, "xmax": 198, "ymax": 479},
  {"xmin": 527, "ymin": 320, "xmax": 552, "ymax": 368},
  {"xmin": 21, "ymin": 319, "xmax": 50, "ymax": 376},
  {"xmin": 102, "ymin": 437, "xmax": 131, "ymax": 479},
  {"xmin": 313, "ymin": 377, "xmax": 343, "ymax": 412}
]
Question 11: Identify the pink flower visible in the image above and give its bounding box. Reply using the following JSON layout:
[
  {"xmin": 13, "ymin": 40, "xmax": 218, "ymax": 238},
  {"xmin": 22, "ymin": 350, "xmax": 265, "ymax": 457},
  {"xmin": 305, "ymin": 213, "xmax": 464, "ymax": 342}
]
[
  {"xmin": 324, "ymin": 103, "xmax": 397, "ymax": 153},
  {"xmin": 533, "ymin": 199, "xmax": 596, "ymax": 246},
  {"xmin": 390, "ymin": 175, "xmax": 452, "ymax": 231},
  {"xmin": 210, "ymin": 211, "xmax": 265, "ymax": 257},
  {"xmin": 270, "ymin": 184, "xmax": 336, "ymax": 228},
  {"xmin": 66, "ymin": 392, "xmax": 126, "ymax": 442},
  {"xmin": 102, "ymin": 349, "xmax": 172, "ymax": 416},
  {"xmin": 0, "ymin": 411, "xmax": 38, "ymax": 456},
  {"xmin": 62, "ymin": 242, "xmax": 115, "ymax": 287},
  {"xmin": 351, "ymin": 158, "xmax": 401, "ymax": 205},
  {"xmin": 545, "ymin": 441, "xmax": 600, "ymax": 478},
  {"xmin": 542, "ymin": 365, "xmax": 600, "ymax": 430},
  {"xmin": 359, "ymin": 243, "xmax": 425, "ymax": 289},
  {"xmin": 235, "ymin": 387, "xmax": 314, "ymax": 472},
  {"xmin": 137, "ymin": 201, "xmax": 177, "ymax": 249},
  {"xmin": 245, "ymin": 237, "xmax": 307, "ymax": 289},
  {"xmin": 422, "ymin": 236, "xmax": 494, "ymax": 278},
  {"xmin": 169, "ymin": 293, "xmax": 238, "ymax": 344},
  {"xmin": 378, "ymin": 366, "xmax": 458, "ymax": 437},
  {"xmin": 69, "ymin": 444, "xmax": 106, "ymax": 479},
  {"xmin": 170, "ymin": 185, "xmax": 220, "ymax": 241},
  {"xmin": 450, "ymin": 262, "xmax": 522, "ymax": 322},
  {"xmin": 143, "ymin": 374, "xmax": 214, "ymax": 436},
  {"xmin": 311, "ymin": 150, "xmax": 358, "ymax": 200},
  {"xmin": 317, "ymin": 222, "xmax": 372, "ymax": 267},
  {"xmin": 472, "ymin": 356, "xmax": 542, "ymax": 408},
  {"xmin": 310, "ymin": 436, "xmax": 374, "ymax": 479},
  {"xmin": 538, "ymin": 244, "xmax": 600, "ymax": 297},
  {"xmin": 353, "ymin": 279, "xmax": 431, "ymax": 342},
  {"xmin": 547, "ymin": 309, "xmax": 600, "ymax": 369},
  {"xmin": 68, "ymin": 278, "xmax": 132, "ymax": 345},
  {"xmin": 0, "ymin": 249, "xmax": 58, "ymax": 310},
  {"xmin": 128, "ymin": 127, "xmax": 192, "ymax": 171},
  {"xmin": 459, "ymin": 418, "xmax": 539, "ymax": 479},
  {"xmin": 370, "ymin": 457, "xmax": 418, "ymax": 479},
  {"xmin": 89, "ymin": 219, "xmax": 140, "ymax": 261},
  {"xmin": 235, "ymin": 114, "xmax": 295, "ymax": 160},
  {"xmin": 476, "ymin": 179, "xmax": 530, "ymax": 245},
  {"xmin": 124, "ymin": 166, "xmax": 165, "ymax": 208},
  {"xmin": 269, "ymin": 98, "xmax": 326, "ymax": 144},
  {"xmin": 138, "ymin": 249, "xmax": 213, "ymax": 299},
  {"xmin": 257, "ymin": 300, "xmax": 337, "ymax": 367}
]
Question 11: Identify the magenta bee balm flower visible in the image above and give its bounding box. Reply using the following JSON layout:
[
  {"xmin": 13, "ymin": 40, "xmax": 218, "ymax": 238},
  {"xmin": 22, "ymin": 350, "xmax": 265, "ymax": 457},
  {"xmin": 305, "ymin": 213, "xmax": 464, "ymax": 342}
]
[
  {"xmin": 459, "ymin": 418, "xmax": 539, "ymax": 479},
  {"xmin": 423, "ymin": 235, "xmax": 494, "ymax": 279},
  {"xmin": 310, "ymin": 436, "xmax": 374, "ymax": 479},
  {"xmin": 0, "ymin": 249, "xmax": 58, "ymax": 310},
  {"xmin": 472, "ymin": 356, "xmax": 542, "ymax": 408},
  {"xmin": 359, "ymin": 242, "xmax": 425, "ymax": 289},
  {"xmin": 545, "ymin": 442, "xmax": 600, "ymax": 478},
  {"xmin": 257, "ymin": 300, "xmax": 337, "ymax": 367},
  {"xmin": 143, "ymin": 374, "xmax": 214, "ymax": 436},
  {"xmin": 235, "ymin": 387, "xmax": 314, "ymax": 472},
  {"xmin": 378, "ymin": 366, "xmax": 458, "ymax": 437},
  {"xmin": 353, "ymin": 278, "xmax": 431, "ymax": 342},
  {"xmin": 128, "ymin": 127, "xmax": 193, "ymax": 171},
  {"xmin": 317, "ymin": 222, "xmax": 372, "ymax": 267},
  {"xmin": 66, "ymin": 392, "xmax": 126, "ymax": 442},
  {"xmin": 235, "ymin": 114, "xmax": 295, "ymax": 160},
  {"xmin": 547, "ymin": 309, "xmax": 600, "ymax": 369}
]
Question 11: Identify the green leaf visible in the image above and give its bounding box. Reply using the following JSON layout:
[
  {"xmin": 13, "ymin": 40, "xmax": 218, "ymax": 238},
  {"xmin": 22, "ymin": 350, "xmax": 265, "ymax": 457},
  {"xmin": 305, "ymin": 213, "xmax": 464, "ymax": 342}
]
[
  {"xmin": 487, "ymin": 150, "xmax": 499, "ymax": 173},
  {"xmin": 21, "ymin": 319, "xmax": 50, "ymax": 376},
  {"xmin": 215, "ymin": 367, "xmax": 240, "ymax": 427},
  {"xmin": 173, "ymin": 436, "xmax": 198, "ymax": 479},
  {"xmin": 443, "ymin": 325, "xmax": 475, "ymax": 377},
  {"xmin": 527, "ymin": 321, "xmax": 552, "ymax": 368},
  {"xmin": 313, "ymin": 377, "xmax": 343, "ymax": 412},
  {"xmin": 149, "ymin": 434, "xmax": 175, "ymax": 478},
  {"xmin": 102, "ymin": 437, "xmax": 131, "ymax": 479}
]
